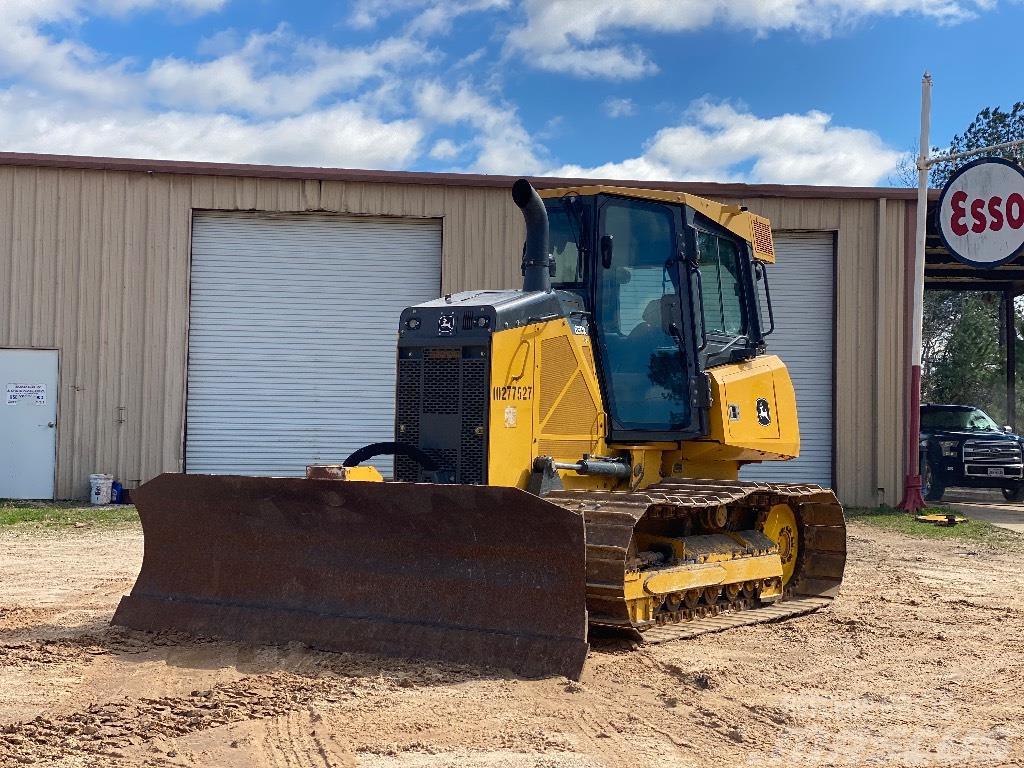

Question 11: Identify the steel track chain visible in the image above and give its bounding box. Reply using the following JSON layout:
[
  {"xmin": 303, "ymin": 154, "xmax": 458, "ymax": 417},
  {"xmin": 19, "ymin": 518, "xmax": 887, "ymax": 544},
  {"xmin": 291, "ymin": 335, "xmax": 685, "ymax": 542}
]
[{"xmin": 545, "ymin": 479, "xmax": 847, "ymax": 642}]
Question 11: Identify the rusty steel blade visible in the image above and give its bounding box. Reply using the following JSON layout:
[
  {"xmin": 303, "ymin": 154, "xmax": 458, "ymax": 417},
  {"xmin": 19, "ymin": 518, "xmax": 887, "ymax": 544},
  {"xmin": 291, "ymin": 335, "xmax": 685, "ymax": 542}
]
[{"xmin": 113, "ymin": 474, "xmax": 589, "ymax": 679}]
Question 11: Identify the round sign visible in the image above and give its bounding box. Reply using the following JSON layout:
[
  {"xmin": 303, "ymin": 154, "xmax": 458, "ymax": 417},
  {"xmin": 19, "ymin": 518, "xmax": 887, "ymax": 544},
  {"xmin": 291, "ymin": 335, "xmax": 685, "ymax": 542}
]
[{"xmin": 937, "ymin": 157, "xmax": 1024, "ymax": 267}]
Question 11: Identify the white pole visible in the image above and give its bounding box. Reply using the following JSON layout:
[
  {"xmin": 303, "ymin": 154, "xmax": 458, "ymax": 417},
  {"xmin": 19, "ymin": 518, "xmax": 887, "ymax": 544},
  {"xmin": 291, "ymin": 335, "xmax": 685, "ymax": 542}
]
[
  {"xmin": 899, "ymin": 71, "xmax": 931, "ymax": 512},
  {"xmin": 912, "ymin": 73, "xmax": 931, "ymax": 367}
]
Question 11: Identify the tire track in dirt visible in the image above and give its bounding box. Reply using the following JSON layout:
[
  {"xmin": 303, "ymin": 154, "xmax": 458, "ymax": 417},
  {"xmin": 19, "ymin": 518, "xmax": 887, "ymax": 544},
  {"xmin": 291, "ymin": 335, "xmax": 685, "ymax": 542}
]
[
  {"xmin": 261, "ymin": 710, "xmax": 340, "ymax": 768},
  {"xmin": 0, "ymin": 672, "xmax": 370, "ymax": 766}
]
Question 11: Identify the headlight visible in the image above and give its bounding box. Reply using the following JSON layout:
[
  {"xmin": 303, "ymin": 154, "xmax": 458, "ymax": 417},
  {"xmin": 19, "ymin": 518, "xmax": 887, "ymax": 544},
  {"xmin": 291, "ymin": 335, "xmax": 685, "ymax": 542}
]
[{"xmin": 939, "ymin": 440, "xmax": 959, "ymax": 456}]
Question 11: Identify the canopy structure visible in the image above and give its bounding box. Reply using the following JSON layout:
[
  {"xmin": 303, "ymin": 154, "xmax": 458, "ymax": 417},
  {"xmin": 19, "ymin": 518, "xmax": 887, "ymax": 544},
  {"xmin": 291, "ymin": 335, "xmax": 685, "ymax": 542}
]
[{"xmin": 924, "ymin": 199, "xmax": 1022, "ymax": 428}]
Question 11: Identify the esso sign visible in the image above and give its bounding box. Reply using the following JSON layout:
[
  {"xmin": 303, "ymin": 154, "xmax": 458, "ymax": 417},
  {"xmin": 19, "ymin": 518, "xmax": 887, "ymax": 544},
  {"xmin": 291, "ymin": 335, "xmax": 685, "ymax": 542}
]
[{"xmin": 938, "ymin": 157, "xmax": 1024, "ymax": 267}]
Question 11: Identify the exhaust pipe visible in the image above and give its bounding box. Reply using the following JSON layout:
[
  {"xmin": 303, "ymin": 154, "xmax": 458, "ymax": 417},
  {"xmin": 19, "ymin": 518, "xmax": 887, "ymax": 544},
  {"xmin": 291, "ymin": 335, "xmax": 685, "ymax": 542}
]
[{"xmin": 512, "ymin": 178, "xmax": 551, "ymax": 292}]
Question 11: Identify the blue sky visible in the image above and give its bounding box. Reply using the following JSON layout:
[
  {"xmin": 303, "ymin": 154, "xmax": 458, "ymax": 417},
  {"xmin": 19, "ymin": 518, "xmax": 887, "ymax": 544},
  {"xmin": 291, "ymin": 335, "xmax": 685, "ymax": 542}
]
[{"xmin": 3, "ymin": 0, "xmax": 1022, "ymax": 186}]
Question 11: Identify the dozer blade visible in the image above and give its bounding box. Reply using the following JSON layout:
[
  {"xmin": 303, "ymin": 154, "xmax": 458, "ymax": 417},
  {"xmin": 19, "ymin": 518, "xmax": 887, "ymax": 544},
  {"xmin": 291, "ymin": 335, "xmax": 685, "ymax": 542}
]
[{"xmin": 113, "ymin": 474, "xmax": 589, "ymax": 679}]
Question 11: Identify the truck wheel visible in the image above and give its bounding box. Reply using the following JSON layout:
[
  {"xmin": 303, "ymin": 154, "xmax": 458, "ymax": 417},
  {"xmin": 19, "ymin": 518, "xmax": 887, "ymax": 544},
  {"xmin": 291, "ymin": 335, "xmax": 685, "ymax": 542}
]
[
  {"xmin": 1002, "ymin": 485, "xmax": 1024, "ymax": 502},
  {"xmin": 923, "ymin": 463, "xmax": 945, "ymax": 502}
]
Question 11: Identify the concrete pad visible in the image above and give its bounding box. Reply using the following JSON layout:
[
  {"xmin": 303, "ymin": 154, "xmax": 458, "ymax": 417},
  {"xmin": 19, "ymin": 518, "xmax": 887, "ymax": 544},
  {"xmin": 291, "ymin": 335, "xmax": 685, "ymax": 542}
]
[{"xmin": 942, "ymin": 489, "xmax": 1024, "ymax": 533}]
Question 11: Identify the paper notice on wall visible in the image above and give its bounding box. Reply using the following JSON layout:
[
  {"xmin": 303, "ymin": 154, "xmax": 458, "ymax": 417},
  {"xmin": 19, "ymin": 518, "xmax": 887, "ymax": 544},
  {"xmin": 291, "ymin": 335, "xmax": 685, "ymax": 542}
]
[{"xmin": 6, "ymin": 383, "xmax": 46, "ymax": 405}]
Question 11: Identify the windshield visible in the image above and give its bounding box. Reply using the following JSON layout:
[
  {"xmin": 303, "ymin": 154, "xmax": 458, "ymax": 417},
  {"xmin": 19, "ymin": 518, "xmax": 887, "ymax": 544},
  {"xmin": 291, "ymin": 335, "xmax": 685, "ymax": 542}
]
[
  {"xmin": 921, "ymin": 407, "xmax": 1000, "ymax": 432},
  {"xmin": 596, "ymin": 198, "xmax": 690, "ymax": 432}
]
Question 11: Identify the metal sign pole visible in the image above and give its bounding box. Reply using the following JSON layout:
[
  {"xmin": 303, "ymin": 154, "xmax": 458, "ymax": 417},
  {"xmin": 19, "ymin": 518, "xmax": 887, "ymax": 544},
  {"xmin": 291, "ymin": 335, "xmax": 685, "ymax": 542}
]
[{"xmin": 898, "ymin": 72, "xmax": 932, "ymax": 512}]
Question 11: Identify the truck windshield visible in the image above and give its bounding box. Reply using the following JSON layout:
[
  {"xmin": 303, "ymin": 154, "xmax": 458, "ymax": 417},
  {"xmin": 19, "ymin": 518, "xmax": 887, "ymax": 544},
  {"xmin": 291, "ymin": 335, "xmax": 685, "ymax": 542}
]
[
  {"xmin": 921, "ymin": 408, "xmax": 1000, "ymax": 432},
  {"xmin": 596, "ymin": 198, "xmax": 689, "ymax": 432}
]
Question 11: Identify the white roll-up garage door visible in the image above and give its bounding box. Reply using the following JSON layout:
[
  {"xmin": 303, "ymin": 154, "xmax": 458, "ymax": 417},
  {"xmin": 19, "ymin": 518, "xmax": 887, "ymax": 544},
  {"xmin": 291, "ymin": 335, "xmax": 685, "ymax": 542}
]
[
  {"xmin": 741, "ymin": 232, "xmax": 835, "ymax": 486},
  {"xmin": 186, "ymin": 212, "xmax": 442, "ymax": 477}
]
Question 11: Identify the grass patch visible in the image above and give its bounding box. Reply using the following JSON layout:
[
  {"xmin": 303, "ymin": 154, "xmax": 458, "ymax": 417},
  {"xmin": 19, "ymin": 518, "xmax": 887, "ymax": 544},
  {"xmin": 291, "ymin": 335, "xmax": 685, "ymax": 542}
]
[
  {"xmin": 0, "ymin": 499, "xmax": 139, "ymax": 530},
  {"xmin": 847, "ymin": 505, "xmax": 1021, "ymax": 547}
]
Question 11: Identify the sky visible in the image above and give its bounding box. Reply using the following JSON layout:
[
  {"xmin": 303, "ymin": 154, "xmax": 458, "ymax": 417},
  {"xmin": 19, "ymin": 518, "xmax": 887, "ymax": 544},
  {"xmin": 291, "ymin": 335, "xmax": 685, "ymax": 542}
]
[{"xmin": 2, "ymin": 0, "xmax": 1023, "ymax": 186}]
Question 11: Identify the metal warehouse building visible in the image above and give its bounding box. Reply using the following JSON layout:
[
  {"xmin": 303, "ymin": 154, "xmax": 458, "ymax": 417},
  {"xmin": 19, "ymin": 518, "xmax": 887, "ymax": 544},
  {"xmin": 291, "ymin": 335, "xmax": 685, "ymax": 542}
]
[{"xmin": 0, "ymin": 152, "xmax": 915, "ymax": 507}]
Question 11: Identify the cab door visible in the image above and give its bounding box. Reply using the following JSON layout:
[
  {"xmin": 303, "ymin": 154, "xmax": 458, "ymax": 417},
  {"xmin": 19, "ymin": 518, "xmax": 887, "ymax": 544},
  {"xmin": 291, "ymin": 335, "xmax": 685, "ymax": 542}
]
[{"xmin": 592, "ymin": 196, "xmax": 701, "ymax": 442}]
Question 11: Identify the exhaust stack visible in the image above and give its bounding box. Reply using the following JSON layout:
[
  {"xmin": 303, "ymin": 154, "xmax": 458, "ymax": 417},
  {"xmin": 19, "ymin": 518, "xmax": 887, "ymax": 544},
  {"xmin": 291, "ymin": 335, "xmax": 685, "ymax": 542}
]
[{"xmin": 512, "ymin": 178, "xmax": 551, "ymax": 292}]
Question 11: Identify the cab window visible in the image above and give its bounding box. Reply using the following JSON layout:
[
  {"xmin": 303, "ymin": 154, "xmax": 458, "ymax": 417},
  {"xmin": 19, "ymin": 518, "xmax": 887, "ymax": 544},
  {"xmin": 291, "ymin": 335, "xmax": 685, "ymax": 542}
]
[
  {"xmin": 548, "ymin": 206, "xmax": 583, "ymax": 286},
  {"xmin": 696, "ymin": 230, "xmax": 746, "ymax": 336}
]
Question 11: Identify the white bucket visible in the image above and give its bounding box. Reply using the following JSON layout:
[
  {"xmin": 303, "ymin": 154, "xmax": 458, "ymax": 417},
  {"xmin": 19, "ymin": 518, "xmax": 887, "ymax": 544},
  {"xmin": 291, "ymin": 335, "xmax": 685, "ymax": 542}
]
[{"xmin": 89, "ymin": 473, "xmax": 114, "ymax": 505}]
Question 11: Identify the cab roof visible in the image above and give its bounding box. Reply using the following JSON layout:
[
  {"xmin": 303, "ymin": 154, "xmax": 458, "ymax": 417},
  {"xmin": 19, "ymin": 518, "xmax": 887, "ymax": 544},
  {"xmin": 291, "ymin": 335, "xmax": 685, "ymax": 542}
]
[{"xmin": 538, "ymin": 183, "xmax": 776, "ymax": 263}]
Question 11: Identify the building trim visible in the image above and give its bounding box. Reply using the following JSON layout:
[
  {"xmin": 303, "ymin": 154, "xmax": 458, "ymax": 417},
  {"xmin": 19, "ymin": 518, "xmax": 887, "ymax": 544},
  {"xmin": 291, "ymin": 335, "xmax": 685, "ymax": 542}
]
[
  {"xmin": 0, "ymin": 151, "xmax": 938, "ymax": 201},
  {"xmin": 830, "ymin": 231, "xmax": 840, "ymax": 491}
]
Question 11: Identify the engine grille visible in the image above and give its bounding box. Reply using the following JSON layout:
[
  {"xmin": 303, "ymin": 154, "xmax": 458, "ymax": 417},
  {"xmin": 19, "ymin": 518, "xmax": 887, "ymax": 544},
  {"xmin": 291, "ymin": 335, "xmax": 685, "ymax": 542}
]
[
  {"xmin": 963, "ymin": 439, "xmax": 1022, "ymax": 465},
  {"xmin": 422, "ymin": 352, "xmax": 460, "ymax": 414},
  {"xmin": 458, "ymin": 357, "xmax": 488, "ymax": 484},
  {"xmin": 394, "ymin": 355, "xmax": 422, "ymax": 482},
  {"xmin": 394, "ymin": 346, "xmax": 489, "ymax": 484}
]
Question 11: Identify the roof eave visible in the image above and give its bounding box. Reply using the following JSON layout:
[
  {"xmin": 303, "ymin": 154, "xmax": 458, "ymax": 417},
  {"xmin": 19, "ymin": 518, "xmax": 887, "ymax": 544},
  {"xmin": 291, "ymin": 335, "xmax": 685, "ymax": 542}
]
[{"xmin": 0, "ymin": 151, "xmax": 937, "ymax": 200}]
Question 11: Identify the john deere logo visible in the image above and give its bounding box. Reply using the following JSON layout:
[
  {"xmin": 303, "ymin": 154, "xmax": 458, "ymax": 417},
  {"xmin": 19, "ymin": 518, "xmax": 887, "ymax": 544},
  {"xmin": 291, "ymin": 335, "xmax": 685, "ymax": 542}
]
[
  {"xmin": 437, "ymin": 313, "xmax": 456, "ymax": 336},
  {"xmin": 756, "ymin": 398, "xmax": 772, "ymax": 426}
]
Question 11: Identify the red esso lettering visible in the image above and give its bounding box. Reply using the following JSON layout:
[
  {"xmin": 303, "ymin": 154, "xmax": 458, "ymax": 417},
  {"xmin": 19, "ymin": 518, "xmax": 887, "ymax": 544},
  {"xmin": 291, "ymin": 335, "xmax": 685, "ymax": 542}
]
[
  {"xmin": 950, "ymin": 190, "xmax": 968, "ymax": 236},
  {"xmin": 989, "ymin": 196, "xmax": 1004, "ymax": 231},
  {"xmin": 1008, "ymin": 192, "xmax": 1024, "ymax": 229},
  {"xmin": 949, "ymin": 190, "xmax": 1024, "ymax": 236},
  {"xmin": 970, "ymin": 197, "xmax": 986, "ymax": 233}
]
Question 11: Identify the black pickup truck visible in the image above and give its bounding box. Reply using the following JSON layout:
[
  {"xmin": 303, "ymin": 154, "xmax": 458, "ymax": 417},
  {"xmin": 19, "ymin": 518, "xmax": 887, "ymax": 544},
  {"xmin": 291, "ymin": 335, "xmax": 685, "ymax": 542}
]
[{"xmin": 921, "ymin": 404, "xmax": 1024, "ymax": 502}]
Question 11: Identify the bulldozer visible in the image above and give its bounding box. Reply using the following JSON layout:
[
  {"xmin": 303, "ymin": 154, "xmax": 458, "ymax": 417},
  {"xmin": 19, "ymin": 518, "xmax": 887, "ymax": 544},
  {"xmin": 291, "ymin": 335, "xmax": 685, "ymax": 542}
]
[{"xmin": 113, "ymin": 179, "xmax": 846, "ymax": 680}]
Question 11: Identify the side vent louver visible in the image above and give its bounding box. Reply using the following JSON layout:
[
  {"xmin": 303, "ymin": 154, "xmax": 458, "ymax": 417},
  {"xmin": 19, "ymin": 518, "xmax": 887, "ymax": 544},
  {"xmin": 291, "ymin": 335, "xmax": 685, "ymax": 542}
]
[{"xmin": 751, "ymin": 218, "xmax": 774, "ymax": 260}]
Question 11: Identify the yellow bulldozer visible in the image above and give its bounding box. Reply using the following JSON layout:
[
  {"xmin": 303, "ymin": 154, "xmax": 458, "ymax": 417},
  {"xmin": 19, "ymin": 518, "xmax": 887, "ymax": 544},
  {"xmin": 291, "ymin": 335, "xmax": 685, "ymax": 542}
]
[{"xmin": 113, "ymin": 179, "xmax": 846, "ymax": 679}]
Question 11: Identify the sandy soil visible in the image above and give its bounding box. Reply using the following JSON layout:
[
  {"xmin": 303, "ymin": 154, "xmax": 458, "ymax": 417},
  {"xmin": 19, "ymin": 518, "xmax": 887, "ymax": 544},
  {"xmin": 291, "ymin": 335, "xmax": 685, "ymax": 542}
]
[{"xmin": 0, "ymin": 522, "xmax": 1021, "ymax": 768}]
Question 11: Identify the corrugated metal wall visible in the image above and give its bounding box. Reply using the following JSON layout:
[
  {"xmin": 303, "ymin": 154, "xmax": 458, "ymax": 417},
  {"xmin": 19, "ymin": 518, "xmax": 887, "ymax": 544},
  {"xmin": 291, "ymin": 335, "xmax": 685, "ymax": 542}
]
[
  {"xmin": 728, "ymin": 195, "xmax": 909, "ymax": 507},
  {"xmin": 0, "ymin": 163, "xmax": 906, "ymax": 505}
]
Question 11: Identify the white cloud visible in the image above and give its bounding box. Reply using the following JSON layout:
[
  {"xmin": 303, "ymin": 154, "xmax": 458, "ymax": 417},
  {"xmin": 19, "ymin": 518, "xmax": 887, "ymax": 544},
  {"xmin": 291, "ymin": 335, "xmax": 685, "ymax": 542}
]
[
  {"xmin": 528, "ymin": 44, "xmax": 656, "ymax": 80},
  {"xmin": 550, "ymin": 100, "xmax": 904, "ymax": 186},
  {"xmin": 0, "ymin": 89, "xmax": 423, "ymax": 168},
  {"xmin": 508, "ymin": 0, "xmax": 996, "ymax": 79},
  {"xmin": 5, "ymin": 0, "xmax": 227, "ymax": 22},
  {"xmin": 407, "ymin": 0, "xmax": 511, "ymax": 35},
  {"xmin": 0, "ymin": 10, "xmax": 429, "ymax": 140},
  {"xmin": 97, "ymin": 0, "xmax": 228, "ymax": 13},
  {"xmin": 146, "ymin": 28, "xmax": 432, "ymax": 116},
  {"xmin": 2, "ymin": 1, "xmax": 431, "ymax": 112},
  {"xmin": 0, "ymin": 0, "xmax": 229, "ymax": 102},
  {"xmin": 604, "ymin": 97, "xmax": 635, "ymax": 118},
  {"xmin": 348, "ymin": 0, "xmax": 510, "ymax": 35},
  {"xmin": 348, "ymin": 0, "xmax": 427, "ymax": 29},
  {"xmin": 415, "ymin": 80, "xmax": 546, "ymax": 174},
  {"xmin": 429, "ymin": 138, "xmax": 462, "ymax": 161},
  {"xmin": 0, "ymin": 2, "xmax": 431, "ymax": 168}
]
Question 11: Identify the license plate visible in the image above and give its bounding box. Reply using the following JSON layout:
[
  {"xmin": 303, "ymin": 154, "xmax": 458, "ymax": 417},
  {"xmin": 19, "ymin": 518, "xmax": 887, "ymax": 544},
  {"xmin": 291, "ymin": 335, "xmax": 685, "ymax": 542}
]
[{"xmin": 988, "ymin": 467, "xmax": 1005, "ymax": 477}]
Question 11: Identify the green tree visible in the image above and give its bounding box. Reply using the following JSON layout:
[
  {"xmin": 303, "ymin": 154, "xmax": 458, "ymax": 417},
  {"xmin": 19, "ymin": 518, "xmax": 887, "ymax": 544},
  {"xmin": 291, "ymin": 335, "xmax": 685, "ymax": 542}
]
[
  {"xmin": 921, "ymin": 291, "xmax": 1007, "ymax": 422},
  {"xmin": 929, "ymin": 102, "xmax": 1024, "ymax": 186},
  {"xmin": 918, "ymin": 104, "xmax": 1024, "ymax": 426}
]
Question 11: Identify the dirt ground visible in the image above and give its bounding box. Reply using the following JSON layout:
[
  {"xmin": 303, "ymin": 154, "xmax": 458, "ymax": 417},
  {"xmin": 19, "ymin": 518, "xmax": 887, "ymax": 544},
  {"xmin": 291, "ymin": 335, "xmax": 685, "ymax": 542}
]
[{"xmin": 0, "ymin": 522, "xmax": 1021, "ymax": 768}]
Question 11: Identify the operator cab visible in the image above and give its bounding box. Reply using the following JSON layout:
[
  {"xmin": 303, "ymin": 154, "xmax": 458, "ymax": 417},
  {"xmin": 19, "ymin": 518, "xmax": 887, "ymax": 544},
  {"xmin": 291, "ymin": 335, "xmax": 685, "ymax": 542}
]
[{"xmin": 542, "ymin": 187, "xmax": 776, "ymax": 443}]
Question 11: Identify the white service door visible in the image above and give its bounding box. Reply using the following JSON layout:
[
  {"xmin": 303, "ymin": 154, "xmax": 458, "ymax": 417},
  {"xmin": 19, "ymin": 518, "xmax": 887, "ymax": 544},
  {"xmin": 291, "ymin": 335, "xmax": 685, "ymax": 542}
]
[
  {"xmin": 1, "ymin": 349, "xmax": 58, "ymax": 499},
  {"xmin": 741, "ymin": 232, "xmax": 835, "ymax": 487},
  {"xmin": 186, "ymin": 212, "xmax": 442, "ymax": 477}
]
